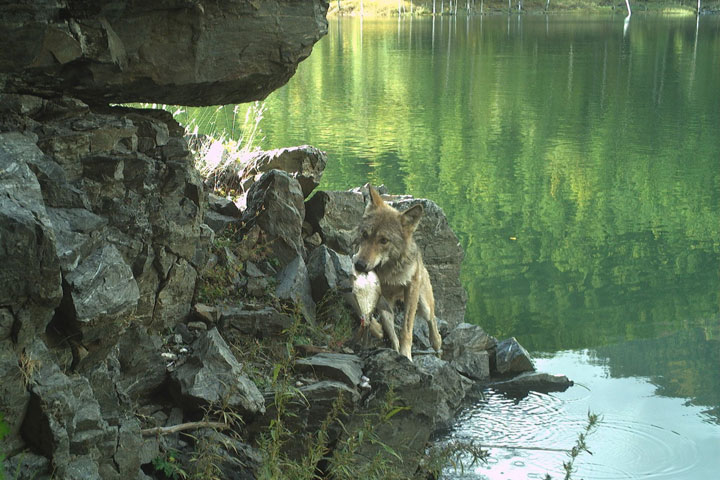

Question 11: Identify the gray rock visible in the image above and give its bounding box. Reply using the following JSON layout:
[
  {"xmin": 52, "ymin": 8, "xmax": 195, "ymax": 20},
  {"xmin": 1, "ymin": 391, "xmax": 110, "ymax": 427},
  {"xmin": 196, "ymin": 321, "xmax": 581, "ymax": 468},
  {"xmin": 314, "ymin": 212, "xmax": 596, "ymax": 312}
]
[
  {"xmin": 0, "ymin": 132, "xmax": 63, "ymax": 335},
  {"xmin": 46, "ymin": 207, "xmax": 107, "ymax": 271},
  {"xmin": 275, "ymin": 255, "xmax": 316, "ymax": 324},
  {"xmin": 191, "ymin": 429, "xmax": 261, "ymax": 480},
  {"xmin": 487, "ymin": 372, "xmax": 574, "ymax": 395},
  {"xmin": 0, "ymin": 1, "xmax": 329, "ymax": 106},
  {"xmin": 495, "ymin": 337, "xmax": 535, "ymax": 375},
  {"xmin": 153, "ymin": 258, "xmax": 197, "ymax": 330},
  {"xmin": 21, "ymin": 344, "xmax": 116, "ymax": 478},
  {"xmin": 238, "ymin": 145, "xmax": 327, "ymax": 198},
  {"xmin": 295, "ymin": 353, "xmax": 364, "ymax": 387},
  {"xmin": 171, "ymin": 328, "xmax": 264, "ymax": 415},
  {"xmin": 208, "ymin": 193, "xmax": 240, "ymax": 217},
  {"xmin": 115, "ymin": 327, "xmax": 167, "ymax": 402},
  {"xmin": 5, "ymin": 451, "xmax": 52, "ymax": 480},
  {"xmin": 442, "ymin": 323, "xmax": 497, "ymax": 381},
  {"xmin": 340, "ymin": 349, "xmax": 444, "ymax": 477},
  {"xmin": 62, "ymin": 244, "xmax": 139, "ymax": 343},
  {"xmin": 415, "ymin": 355, "xmax": 473, "ymax": 429},
  {"xmin": 249, "ymin": 380, "xmax": 360, "ymax": 461},
  {"xmin": 241, "ymin": 169, "xmax": 306, "ymax": 267},
  {"xmin": 203, "ymin": 210, "xmax": 238, "ymax": 234},
  {"xmin": 63, "ymin": 455, "xmax": 101, "ymax": 480},
  {"xmin": 306, "ymin": 245, "xmax": 353, "ymax": 302},
  {"xmin": 305, "ymin": 190, "xmax": 365, "ymax": 255},
  {"xmin": 0, "ymin": 308, "xmax": 13, "ymax": 340},
  {"xmin": 220, "ymin": 306, "xmax": 294, "ymax": 339}
]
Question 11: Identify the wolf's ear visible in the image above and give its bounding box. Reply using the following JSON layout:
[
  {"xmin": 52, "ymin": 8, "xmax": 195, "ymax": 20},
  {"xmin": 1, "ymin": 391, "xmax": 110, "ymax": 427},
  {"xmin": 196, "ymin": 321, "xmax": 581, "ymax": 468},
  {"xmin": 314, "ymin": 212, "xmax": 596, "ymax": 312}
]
[
  {"xmin": 401, "ymin": 204, "xmax": 423, "ymax": 232},
  {"xmin": 366, "ymin": 185, "xmax": 385, "ymax": 209}
]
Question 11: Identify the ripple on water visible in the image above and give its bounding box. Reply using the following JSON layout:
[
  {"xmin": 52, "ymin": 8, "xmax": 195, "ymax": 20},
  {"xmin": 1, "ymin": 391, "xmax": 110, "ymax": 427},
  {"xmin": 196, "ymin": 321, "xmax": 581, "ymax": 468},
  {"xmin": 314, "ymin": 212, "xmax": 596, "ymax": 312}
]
[
  {"xmin": 453, "ymin": 389, "xmax": 585, "ymax": 448},
  {"xmin": 574, "ymin": 414, "xmax": 700, "ymax": 479},
  {"xmin": 444, "ymin": 390, "xmax": 700, "ymax": 480}
]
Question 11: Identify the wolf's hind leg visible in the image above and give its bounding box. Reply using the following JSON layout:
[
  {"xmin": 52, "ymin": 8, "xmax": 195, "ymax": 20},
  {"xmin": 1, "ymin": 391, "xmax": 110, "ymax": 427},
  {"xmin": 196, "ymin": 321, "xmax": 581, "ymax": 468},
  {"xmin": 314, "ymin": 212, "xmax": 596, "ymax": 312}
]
[{"xmin": 420, "ymin": 291, "xmax": 442, "ymax": 354}]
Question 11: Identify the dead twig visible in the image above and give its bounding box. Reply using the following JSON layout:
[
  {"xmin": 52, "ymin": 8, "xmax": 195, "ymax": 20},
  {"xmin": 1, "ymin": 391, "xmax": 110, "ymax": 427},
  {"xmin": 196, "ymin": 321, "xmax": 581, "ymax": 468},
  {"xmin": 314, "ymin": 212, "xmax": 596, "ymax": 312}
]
[{"xmin": 141, "ymin": 421, "xmax": 229, "ymax": 436}]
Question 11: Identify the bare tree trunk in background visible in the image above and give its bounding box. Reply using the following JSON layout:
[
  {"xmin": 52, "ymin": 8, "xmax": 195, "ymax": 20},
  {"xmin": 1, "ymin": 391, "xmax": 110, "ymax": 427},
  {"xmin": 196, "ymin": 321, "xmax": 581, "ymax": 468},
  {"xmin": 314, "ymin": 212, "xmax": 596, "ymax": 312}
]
[
  {"xmin": 625, "ymin": 0, "xmax": 632, "ymax": 16},
  {"xmin": 697, "ymin": 0, "xmax": 702, "ymax": 14},
  {"xmin": 508, "ymin": 0, "xmax": 511, "ymax": 13},
  {"xmin": 545, "ymin": 0, "xmax": 550, "ymax": 11},
  {"xmin": 433, "ymin": 0, "xmax": 436, "ymax": 15}
]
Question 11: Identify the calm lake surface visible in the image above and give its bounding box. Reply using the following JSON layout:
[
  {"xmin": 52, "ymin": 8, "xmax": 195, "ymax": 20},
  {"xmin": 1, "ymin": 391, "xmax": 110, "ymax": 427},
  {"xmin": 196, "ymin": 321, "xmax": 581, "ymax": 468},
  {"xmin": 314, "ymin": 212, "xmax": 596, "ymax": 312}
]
[{"xmin": 183, "ymin": 13, "xmax": 720, "ymax": 479}]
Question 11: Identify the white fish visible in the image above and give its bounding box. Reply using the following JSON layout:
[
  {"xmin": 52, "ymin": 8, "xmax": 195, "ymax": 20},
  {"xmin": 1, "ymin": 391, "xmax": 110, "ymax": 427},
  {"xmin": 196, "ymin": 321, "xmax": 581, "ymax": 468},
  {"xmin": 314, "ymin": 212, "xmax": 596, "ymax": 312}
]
[
  {"xmin": 352, "ymin": 270, "xmax": 381, "ymax": 322},
  {"xmin": 351, "ymin": 270, "xmax": 384, "ymax": 339}
]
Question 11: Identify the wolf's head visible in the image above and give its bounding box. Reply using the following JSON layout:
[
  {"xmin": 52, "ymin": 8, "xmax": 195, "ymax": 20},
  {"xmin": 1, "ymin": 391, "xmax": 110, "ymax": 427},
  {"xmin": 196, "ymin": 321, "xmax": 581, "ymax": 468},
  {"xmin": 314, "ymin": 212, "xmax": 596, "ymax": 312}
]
[{"xmin": 352, "ymin": 185, "xmax": 423, "ymax": 273}]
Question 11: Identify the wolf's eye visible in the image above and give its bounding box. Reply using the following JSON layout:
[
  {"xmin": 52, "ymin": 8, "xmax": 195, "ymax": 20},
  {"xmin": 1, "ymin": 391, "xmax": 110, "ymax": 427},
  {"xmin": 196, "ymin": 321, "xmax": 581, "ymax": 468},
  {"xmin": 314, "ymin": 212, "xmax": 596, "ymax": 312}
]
[
  {"xmin": 379, "ymin": 237, "xmax": 389, "ymax": 245},
  {"xmin": 362, "ymin": 231, "xmax": 369, "ymax": 240}
]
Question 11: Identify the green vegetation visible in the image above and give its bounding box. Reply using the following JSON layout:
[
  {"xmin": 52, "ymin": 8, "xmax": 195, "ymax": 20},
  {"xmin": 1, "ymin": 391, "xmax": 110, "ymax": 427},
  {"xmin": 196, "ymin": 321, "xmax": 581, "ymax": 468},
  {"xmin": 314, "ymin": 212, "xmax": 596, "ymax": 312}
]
[
  {"xmin": 0, "ymin": 413, "xmax": 8, "ymax": 480},
  {"xmin": 545, "ymin": 412, "xmax": 601, "ymax": 480},
  {"xmin": 152, "ymin": 450, "xmax": 188, "ymax": 480}
]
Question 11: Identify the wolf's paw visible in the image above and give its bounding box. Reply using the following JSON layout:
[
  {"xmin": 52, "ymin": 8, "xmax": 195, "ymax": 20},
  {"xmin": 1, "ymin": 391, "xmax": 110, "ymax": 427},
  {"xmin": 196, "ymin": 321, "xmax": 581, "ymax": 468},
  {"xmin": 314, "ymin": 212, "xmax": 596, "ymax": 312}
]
[{"xmin": 399, "ymin": 343, "xmax": 413, "ymax": 361}]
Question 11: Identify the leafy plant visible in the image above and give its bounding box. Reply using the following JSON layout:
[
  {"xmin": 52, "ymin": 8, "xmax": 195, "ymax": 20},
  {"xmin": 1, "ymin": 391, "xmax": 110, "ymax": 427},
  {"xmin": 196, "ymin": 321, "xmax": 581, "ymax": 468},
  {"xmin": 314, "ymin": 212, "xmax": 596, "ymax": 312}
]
[
  {"xmin": 0, "ymin": 413, "xmax": 8, "ymax": 480},
  {"xmin": 152, "ymin": 449, "xmax": 188, "ymax": 480},
  {"xmin": 545, "ymin": 411, "xmax": 601, "ymax": 480}
]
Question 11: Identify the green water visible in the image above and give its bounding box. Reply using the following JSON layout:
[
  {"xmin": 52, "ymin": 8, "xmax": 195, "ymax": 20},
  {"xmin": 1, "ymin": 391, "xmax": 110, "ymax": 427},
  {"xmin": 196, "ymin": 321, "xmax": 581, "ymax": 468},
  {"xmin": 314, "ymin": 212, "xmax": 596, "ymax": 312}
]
[{"xmin": 183, "ymin": 13, "xmax": 720, "ymax": 478}]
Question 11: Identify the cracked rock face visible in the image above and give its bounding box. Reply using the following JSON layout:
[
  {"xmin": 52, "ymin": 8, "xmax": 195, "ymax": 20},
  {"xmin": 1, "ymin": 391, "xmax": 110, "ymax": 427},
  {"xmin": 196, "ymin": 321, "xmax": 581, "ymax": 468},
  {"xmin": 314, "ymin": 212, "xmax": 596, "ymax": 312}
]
[{"xmin": 0, "ymin": 0, "xmax": 329, "ymax": 106}]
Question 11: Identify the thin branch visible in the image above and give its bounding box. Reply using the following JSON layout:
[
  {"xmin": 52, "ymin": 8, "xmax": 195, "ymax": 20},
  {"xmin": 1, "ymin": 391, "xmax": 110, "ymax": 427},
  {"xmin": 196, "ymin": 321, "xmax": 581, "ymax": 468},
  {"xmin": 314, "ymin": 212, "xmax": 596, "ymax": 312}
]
[{"xmin": 141, "ymin": 421, "xmax": 229, "ymax": 436}]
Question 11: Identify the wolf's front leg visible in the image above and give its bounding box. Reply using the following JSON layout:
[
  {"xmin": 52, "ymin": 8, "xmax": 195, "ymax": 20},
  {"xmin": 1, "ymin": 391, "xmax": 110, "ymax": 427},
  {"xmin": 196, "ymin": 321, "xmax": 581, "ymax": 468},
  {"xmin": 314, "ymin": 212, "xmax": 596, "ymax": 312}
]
[{"xmin": 377, "ymin": 296, "xmax": 399, "ymax": 352}]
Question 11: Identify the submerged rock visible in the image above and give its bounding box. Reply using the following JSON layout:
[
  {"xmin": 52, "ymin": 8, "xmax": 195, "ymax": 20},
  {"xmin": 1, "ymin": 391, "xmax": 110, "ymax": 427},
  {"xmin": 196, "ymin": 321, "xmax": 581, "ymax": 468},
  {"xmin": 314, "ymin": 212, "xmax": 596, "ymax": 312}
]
[{"xmin": 487, "ymin": 372, "xmax": 574, "ymax": 396}]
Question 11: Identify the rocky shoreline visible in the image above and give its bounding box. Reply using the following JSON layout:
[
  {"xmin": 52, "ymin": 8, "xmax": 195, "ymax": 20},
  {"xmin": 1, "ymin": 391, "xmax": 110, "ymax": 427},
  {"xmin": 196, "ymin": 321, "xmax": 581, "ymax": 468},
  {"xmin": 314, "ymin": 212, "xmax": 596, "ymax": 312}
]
[{"xmin": 0, "ymin": 2, "xmax": 573, "ymax": 478}]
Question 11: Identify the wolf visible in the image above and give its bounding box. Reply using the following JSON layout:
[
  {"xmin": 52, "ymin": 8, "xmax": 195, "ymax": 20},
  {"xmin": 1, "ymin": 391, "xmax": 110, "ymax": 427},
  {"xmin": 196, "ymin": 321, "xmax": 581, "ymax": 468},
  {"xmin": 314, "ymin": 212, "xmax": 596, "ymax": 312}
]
[{"xmin": 352, "ymin": 185, "xmax": 442, "ymax": 361}]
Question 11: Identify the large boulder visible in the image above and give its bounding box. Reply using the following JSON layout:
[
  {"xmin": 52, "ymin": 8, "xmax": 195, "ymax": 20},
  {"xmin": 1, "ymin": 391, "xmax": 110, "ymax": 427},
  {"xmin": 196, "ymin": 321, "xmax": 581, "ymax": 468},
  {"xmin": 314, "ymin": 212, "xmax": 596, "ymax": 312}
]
[{"xmin": 0, "ymin": 1, "xmax": 329, "ymax": 106}]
